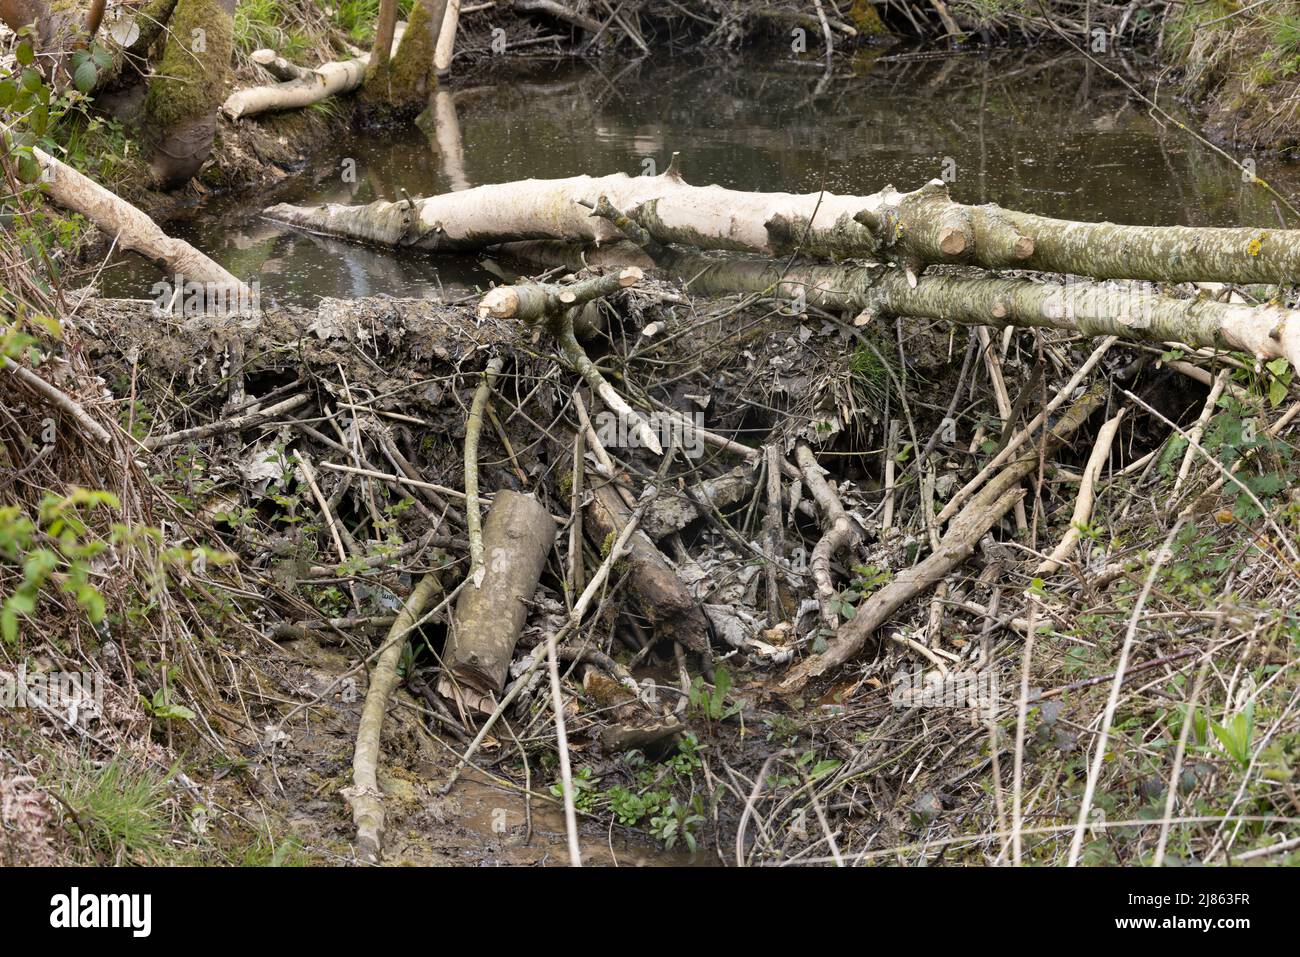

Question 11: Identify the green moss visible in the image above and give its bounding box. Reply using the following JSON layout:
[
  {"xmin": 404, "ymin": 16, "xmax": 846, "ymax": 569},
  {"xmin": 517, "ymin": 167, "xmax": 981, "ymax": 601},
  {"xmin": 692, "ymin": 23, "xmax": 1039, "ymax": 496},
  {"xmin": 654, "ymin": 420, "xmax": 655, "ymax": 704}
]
[
  {"xmin": 144, "ymin": 0, "xmax": 235, "ymax": 131},
  {"xmin": 848, "ymin": 0, "xmax": 887, "ymax": 36},
  {"xmin": 380, "ymin": 0, "xmax": 438, "ymax": 107}
]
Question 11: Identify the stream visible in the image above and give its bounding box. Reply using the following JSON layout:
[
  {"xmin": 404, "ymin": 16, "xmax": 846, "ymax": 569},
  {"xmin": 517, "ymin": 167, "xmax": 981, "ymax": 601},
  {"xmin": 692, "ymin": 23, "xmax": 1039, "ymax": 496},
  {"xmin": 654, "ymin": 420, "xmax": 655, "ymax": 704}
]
[{"xmin": 99, "ymin": 49, "xmax": 1300, "ymax": 307}]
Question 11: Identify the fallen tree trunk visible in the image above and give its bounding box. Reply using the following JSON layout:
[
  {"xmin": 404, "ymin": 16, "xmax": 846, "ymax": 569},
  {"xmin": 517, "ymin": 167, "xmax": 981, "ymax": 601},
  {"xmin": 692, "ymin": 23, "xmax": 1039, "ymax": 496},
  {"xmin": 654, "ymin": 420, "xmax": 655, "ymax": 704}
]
[
  {"xmin": 222, "ymin": 23, "xmax": 407, "ymax": 120},
  {"xmin": 497, "ymin": 243, "xmax": 1300, "ymax": 370},
  {"xmin": 33, "ymin": 147, "xmax": 249, "ymax": 299},
  {"xmin": 264, "ymin": 169, "xmax": 1300, "ymax": 283},
  {"xmin": 779, "ymin": 384, "xmax": 1107, "ymax": 693},
  {"xmin": 440, "ymin": 490, "xmax": 556, "ymax": 701}
]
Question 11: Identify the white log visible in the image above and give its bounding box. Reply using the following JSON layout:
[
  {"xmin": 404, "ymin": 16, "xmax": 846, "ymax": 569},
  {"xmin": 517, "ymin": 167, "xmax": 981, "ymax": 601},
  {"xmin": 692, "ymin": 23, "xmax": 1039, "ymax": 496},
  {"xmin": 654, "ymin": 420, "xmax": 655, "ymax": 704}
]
[
  {"xmin": 33, "ymin": 147, "xmax": 247, "ymax": 299},
  {"xmin": 434, "ymin": 0, "xmax": 459, "ymax": 76},
  {"xmin": 223, "ymin": 23, "xmax": 406, "ymax": 120}
]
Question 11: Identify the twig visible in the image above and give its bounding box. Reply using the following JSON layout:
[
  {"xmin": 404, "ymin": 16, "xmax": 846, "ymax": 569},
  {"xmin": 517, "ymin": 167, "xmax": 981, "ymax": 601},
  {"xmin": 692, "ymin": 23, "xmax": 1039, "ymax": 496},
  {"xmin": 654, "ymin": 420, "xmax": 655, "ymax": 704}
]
[{"xmin": 465, "ymin": 357, "xmax": 503, "ymax": 583}]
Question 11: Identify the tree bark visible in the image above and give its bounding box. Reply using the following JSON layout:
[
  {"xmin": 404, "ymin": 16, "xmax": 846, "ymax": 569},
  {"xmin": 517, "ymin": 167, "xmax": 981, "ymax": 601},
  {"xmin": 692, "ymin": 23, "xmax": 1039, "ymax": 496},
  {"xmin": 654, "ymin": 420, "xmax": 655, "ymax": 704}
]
[
  {"xmin": 33, "ymin": 146, "xmax": 248, "ymax": 298},
  {"xmin": 383, "ymin": 0, "xmax": 447, "ymax": 109},
  {"xmin": 143, "ymin": 0, "xmax": 236, "ymax": 189},
  {"xmin": 367, "ymin": 0, "xmax": 399, "ymax": 85},
  {"xmin": 264, "ymin": 170, "xmax": 1300, "ymax": 284},
  {"xmin": 583, "ymin": 478, "xmax": 712, "ymax": 655},
  {"xmin": 223, "ymin": 23, "xmax": 407, "ymax": 120},
  {"xmin": 663, "ymin": 253, "xmax": 1300, "ymax": 369},
  {"xmin": 440, "ymin": 490, "xmax": 556, "ymax": 697}
]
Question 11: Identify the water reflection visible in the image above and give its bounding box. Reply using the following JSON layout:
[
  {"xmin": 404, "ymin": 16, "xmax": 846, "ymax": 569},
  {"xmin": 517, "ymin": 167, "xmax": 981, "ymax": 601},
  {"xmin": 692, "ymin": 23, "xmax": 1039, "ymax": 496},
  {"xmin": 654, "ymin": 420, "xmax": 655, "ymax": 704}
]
[{"xmin": 98, "ymin": 49, "xmax": 1300, "ymax": 307}]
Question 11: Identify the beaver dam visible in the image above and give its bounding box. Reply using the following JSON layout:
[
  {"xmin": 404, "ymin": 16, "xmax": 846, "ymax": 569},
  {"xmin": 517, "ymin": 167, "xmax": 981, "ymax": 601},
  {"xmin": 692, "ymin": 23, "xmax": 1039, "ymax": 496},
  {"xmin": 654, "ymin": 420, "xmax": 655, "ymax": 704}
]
[{"xmin": 3, "ymin": 2, "xmax": 1300, "ymax": 872}]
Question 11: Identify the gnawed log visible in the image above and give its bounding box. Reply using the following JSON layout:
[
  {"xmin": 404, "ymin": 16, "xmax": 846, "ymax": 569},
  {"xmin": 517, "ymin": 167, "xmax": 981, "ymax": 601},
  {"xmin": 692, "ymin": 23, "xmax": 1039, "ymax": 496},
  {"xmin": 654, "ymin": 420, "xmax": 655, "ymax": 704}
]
[
  {"xmin": 264, "ymin": 169, "xmax": 1300, "ymax": 284},
  {"xmin": 33, "ymin": 147, "xmax": 248, "ymax": 299},
  {"xmin": 779, "ymin": 384, "xmax": 1107, "ymax": 693},
  {"xmin": 493, "ymin": 244, "xmax": 1300, "ymax": 370},
  {"xmin": 222, "ymin": 23, "xmax": 407, "ymax": 120},
  {"xmin": 640, "ymin": 465, "xmax": 756, "ymax": 540},
  {"xmin": 584, "ymin": 477, "xmax": 712, "ymax": 656},
  {"xmin": 250, "ymin": 49, "xmax": 312, "ymax": 82},
  {"xmin": 667, "ymin": 254, "xmax": 1300, "ymax": 369},
  {"xmin": 439, "ymin": 490, "xmax": 556, "ymax": 703}
]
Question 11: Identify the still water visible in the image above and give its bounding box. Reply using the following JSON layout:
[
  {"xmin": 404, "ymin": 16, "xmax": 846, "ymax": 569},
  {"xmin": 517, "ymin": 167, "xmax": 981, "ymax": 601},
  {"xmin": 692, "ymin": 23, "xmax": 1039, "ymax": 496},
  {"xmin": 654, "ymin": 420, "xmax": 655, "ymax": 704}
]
[{"xmin": 100, "ymin": 48, "xmax": 1300, "ymax": 307}]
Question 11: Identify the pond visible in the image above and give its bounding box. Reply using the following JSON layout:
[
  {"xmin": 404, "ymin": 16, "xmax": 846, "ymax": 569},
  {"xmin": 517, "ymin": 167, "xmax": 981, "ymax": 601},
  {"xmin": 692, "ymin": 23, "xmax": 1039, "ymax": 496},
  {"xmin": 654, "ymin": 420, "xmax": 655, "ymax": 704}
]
[{"xmin": 99, "ymin": 48, "xmax": 1300, "ymax": 307}]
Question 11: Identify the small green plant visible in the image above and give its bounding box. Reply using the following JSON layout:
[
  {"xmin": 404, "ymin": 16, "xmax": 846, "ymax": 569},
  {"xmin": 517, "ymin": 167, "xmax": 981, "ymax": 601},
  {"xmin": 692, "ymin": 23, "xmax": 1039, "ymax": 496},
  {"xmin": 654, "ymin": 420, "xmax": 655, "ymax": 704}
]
[
  {"xmin": 688, "ymin": 664, "xmax": 741, "ymax": 721},
  {"xmin": 1210, "ymin": 702, "xmax": 1256, "ymax": 771},
  {"xmin": 827, "ymin": 564, "xmax": 891, "ymax": 622},
  {"xmin": 550, "ymin": 766, "xmax": 600, "ymax": 812},
  {"xmin": 649, "ymin": 795, "xmax": 706, "ymax": 852},
  {"xmin": 606, "ymin": 785, "xmax": 668, "ymax": 826},
  {"xmin": 668, "ymin": 732, "xmax": 704, "ymax": 776},
  {"xmin": 56, "ymin": 759, "xmax": 173, "ymax": 862},
  {"xmin": 140, "ymin": 667, "xmax": 197, "ymax": 722},
  {"xmin": 0, "ymin": 489, "xmax": 120, "ymax": 643}
]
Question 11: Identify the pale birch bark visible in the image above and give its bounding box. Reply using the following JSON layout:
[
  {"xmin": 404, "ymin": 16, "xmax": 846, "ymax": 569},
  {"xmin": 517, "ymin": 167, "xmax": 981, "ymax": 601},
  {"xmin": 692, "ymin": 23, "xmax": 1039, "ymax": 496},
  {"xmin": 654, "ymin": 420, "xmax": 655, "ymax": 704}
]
[
  {"xmin": 33, "ymin": 147, "xmax": 248, "ymax": 297},
  {"xmin": 222, "ymin": 24, "xmax": 406, "ymax": 119},
  {"xmin": 264, "ymin": 172, "xmax": 1300, "ymax": 283}
]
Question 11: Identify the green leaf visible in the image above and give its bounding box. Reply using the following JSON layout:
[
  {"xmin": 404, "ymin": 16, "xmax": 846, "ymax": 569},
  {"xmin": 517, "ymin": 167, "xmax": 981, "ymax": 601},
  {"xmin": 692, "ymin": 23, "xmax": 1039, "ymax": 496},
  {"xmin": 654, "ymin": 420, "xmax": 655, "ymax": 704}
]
[
  {"xmin": 153, "ymin": 704, "xmax": 197, "ymax": 721},
  {"xmin": 809, "ymin": 758, "xmax": 842, "ymax": 780},
  {"xmin": 16, "ymin": 41, "xmax": 34, "ymax": 66},
  {"xmin": 1, "ymin": 606, "xmax": 16, "ymax": 644},
  {"xmin": 0, "ymin": 80, "xmax": 16, "ymax": 109},
  {"xmin": 1266, "ymin": 358, "xmax": 1290, "ymax": 377},
  {"xmin": 1269, "ymin": 377, "xmax": 1288, "ymax": 407},
  {"xmin": 20, "ymin": 68, "xmax": 43, "ymax": 94},
  {"xmin": 73, "ymin": 60, "xmax": 97, "ymax": 94}
]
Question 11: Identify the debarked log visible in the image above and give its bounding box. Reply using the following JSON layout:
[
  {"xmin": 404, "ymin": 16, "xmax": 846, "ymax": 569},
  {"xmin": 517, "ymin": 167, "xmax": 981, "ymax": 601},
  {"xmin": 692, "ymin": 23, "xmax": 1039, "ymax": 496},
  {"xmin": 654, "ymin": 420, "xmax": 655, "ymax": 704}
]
[
  {"xmin": 33, "ymin": 147, "xmax": 249, "ymax": 299},
  {"xmin": 263, "ymin": 168, "xmax": 1300, "ymax": 284},
  {"xmin": 222, "ymin": 23, "xmax": 406, "ymax": 120},
  {"xmin": 440, "ymin": 489, "xmax": 556, "ymax": 699},
  {"xmin": 584, "ymin": 477, "xmax": 712, "ymax": 655}
]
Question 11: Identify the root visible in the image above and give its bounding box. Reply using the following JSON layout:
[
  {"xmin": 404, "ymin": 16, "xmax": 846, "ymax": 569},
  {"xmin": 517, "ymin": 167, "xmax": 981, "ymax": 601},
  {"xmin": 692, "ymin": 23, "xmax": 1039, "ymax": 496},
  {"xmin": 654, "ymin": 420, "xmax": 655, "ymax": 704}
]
[{"xmin": 343, "ymin": 572, "xmax": 443, "ymax": 863}]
